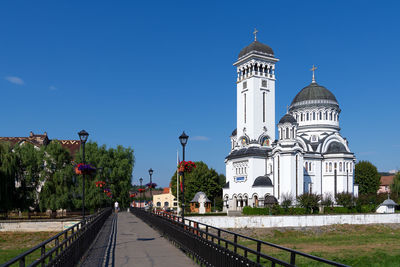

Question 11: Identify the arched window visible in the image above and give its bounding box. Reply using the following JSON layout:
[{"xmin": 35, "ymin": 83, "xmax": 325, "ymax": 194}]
[
  {"xmin": 334, "ymin": 162, "xmax": 337, "ymax": 170},
  {"xmin": 330, "ymin": 112, "xmax": 332, "ymax": 120},
  {"xmin": 339, "ymin": 162, "xmax": 342, "ymax": 171},
  {"xmin": 305, "ymin": 161, "xmax": 308, "ymax": 171},
  {"xmin": 319, "ymin": 111, "xmax": 322, "ymax": 120},
  {"xmin": 301, "ymin": 113, "xmax": 304, "ymax": 121},
  {"xmin": 313, "ymin": 112, "xmax": 316, "ymax": 120},
  {"xmin": 329, "ymin": 162, "xmax": 332, "ymax": 172},
  {"xmin": 164, "ymin": 202, "xmax": 169, "ymax": 207},
  {"xmin": 157, "ymin": 202, "xmax": 161, "ymax": 207},
  {"xmin": 346, "ymin": 162, "xmax": 349, "ymax": 171},
  {"xmin": 307, "ymin": 113, "xmax": 309, "ymax": 121},
  {"xmin": 326, "ymin": 162, "xmax": 328, "ymax": 172},
  {"xmin": 309, "ymin": 162, "xmax": 312, "ymax": 171},
  {"xmin": 325, "ymin": 111, "xmax": 328, "ymax": 120},
  {"xmin": 286, "ymin": 127, "xmax": 289, "ymax": 139},
  {"xmin": 296, "ymin": 114, "xmax": 298, "ymax": 121}
]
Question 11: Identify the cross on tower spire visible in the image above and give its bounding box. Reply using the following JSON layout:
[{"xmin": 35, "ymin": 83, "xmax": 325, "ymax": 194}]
[
  {"xmin": 253, "ymin": 28, "xmax": 258, "ymax": 41},
  {"xmin": 311, "ymin": 64, "xmax": 317, "ymax": 83}
]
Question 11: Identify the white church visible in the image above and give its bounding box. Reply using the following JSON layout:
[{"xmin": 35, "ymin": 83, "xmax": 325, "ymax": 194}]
[{"xmin": 223, "ymin": 32, "xmax": 358, "ymax": 211}]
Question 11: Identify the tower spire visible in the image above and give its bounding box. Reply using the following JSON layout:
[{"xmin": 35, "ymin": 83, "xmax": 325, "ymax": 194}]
[
  {"xmin": 311, "ymin": 64, "xmax": 317, "ymax": 83},
  {"xmin": 253, "ymin": 28, "xmax": 258, "ymax": 41}
]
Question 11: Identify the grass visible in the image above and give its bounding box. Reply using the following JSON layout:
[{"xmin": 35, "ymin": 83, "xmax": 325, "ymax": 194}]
[
  {"xmin": 227, "ymin": 224, "xmax": 400, "ymax": 267},
  {"xmin": 0, "ymin": 231, "xmax": 60, "ymax": 265}
]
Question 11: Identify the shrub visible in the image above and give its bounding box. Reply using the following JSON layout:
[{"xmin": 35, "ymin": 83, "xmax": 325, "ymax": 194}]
[
  {"xmin": 296, "ymin": 193, "xmax": 321, "ymax": 214},
  {"xmin": 335, "ymin": 192, "xmax": 354, "ymax": 208},
  {"xmin": 321, "ymin": 193, "xmax": 334, "ymax": 208},
  {"xmin": 281, "ymin": 193, "xmax": 293, "ymax": 210}
]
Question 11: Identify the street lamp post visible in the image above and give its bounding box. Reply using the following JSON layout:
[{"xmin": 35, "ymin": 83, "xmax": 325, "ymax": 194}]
[
  {"xmin": 78, "ymin": 130, "xmax": 89, "ymax": 220},
  {"xmin": 148, "ymin": 168, "xmax": 154, "ymax": 209},
  {"xmin": 139, "ymin": 177, "xmax": 143, "ymax": 208},
  {"xmin": 179, "ymin": 131, "xmax": 189, "ymax": 222}
]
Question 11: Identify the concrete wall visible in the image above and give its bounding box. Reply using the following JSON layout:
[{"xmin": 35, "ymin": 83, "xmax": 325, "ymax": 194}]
[
  {"xmin": 187, "ymin": 214, "xmax": 400, "ymax": 228},
  {"xmin": 0, "ymin": 220, "xmax": 79, "ymax": 232}
]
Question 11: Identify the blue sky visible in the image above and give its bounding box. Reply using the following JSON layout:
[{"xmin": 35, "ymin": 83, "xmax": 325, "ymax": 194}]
[{"xmin": 1, "ymin": 1, "xmax": 399, "ymax": 187}]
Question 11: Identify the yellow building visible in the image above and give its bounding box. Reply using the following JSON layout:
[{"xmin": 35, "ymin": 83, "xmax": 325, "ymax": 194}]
[{"xmin": 153, "ymin": 187, "xmax": 177, "ymax": 210}]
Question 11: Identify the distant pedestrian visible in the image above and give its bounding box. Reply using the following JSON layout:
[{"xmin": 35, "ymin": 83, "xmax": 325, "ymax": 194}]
[{"xmin": 114, "ymin": 201, "xmax": 119, "ymax": 213}]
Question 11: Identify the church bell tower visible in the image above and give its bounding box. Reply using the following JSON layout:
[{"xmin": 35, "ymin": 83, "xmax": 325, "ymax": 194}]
[{"xmin": 233, "ymin": 29, "xmax": 279, "ymax": 146}]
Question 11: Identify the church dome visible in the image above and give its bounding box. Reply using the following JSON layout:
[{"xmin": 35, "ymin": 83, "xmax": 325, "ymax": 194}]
[
  {"xmin": 291, "ymin": 82, "xmax": 338, "ymax": 107},
  {"xmin": 325, "ymin": 141, "xmax": 348, "ymax": 154},
  {"xmin": 252, "ymin": 175, "xmax": 273, "ymax": 187},
  {"xmin": 278, "ymin": 113, "xmax": 297, "ymax": 124},
  {"xmin": 238, "ymin": 41, "xmax": 274, "ymax": 59}
]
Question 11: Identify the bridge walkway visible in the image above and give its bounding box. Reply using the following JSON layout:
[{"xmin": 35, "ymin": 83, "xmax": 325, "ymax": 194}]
[{"xmin": 81, "ymin": 211, "xmax": 196, "ymax": 267}]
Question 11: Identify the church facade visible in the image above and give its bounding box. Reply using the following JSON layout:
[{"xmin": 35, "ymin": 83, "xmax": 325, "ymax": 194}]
[{"xmin": 223, "ymin": 34, "xmax": 357, "ymax": 211}]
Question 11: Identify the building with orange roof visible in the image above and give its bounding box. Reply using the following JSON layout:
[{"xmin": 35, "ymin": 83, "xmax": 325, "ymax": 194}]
[{"xmin": 377, "ymin": 175, "xmax": 395, "ymax": 194}]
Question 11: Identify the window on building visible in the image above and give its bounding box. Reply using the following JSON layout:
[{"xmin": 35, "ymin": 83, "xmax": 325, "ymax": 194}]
[
  {"xmin": 286, "ymin": 127, "xmax": 289, "ymax": 139},
  {"xmin": 334, "ymin": 162, "xmax": 337, "ymax": 170},
  {"xmin": 325, "ymin": 111, "xmax": 328, "ymax": 120},
  {"xmin": 296, "ymin": 114, "xmax": 298, "ymax": 121},
  {"xmin": 301, "ymin": 113, "xmax": 303, "ymax": 121},
  {"xmin": 309, "ymin": 162, "xmax": 312, "ymax": 171},
  {"xmin": 329, "ymin": 163, "xmax": 332, "ymax": 172},
  {"xmin": 326, "ymin": 162, "xmax": 328, "ymax": 172},
  {"xmin": 319, "ymin": 111, "xmax": 322, "ymax": 120},
  {"xmin": 243, "ymin": 81, "xmax": 247, "ymax": 89},
  {"xmin": 307, "ymin": 113, "xmax": 309, "ymax": 121},
  {"xmin": 330, "ymin": 112, "xmax": 332, "ymax": 120},
  {"xmin": 164, "ymin": 202, "xmax": 169, "ymax": 207},
  {"xmin": 157, "ymin": 202, "xmax": 161, "ymax": 207},
  {"xmin": 173, "ymin": 202, "xmax": 177, "ymax": 206},
  {"xmin": 346, "ymin": 162, "xmax": 349, "ymax": 171},
  {"xmin": 339, "ymin": 162, "xmax": 342, "ymax": 171},
  {"xmin": 313, "ymin": 112, "xmax": 316, "ymax": 120},
  {"xmin": 305, "ymin": 162, "xmax": 308, "ymax": 171},
  {"xmin": 262, "ymin": 80, "xmax": 267, "ymax": 87}
]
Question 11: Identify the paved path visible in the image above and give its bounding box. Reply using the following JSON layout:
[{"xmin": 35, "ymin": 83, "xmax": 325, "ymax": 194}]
[{"xmin": 82, "ymin": 211, "xmax": 196, "ymax": 267}]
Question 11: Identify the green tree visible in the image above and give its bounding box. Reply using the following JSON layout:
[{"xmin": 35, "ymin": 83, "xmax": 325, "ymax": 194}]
[
  {"xmin": 170, "ymin": 161, "xmax": 225, "ymax": 211},
  {"xmin": 73, "ymin": 142, "xmax": 134, "ymax": 210},
  {"xmin": 14, "ymin": 142, "xmax": 43, "ymax": 210},
  {"xmin": 355, "ymin": 161, "xmax": 380, "ymax": 195},
  {"xmin": 39, "ymin": 141, "xmax": 75, "ymax": 212},
  {"xmin": 0, "ymin": 142, "xmax": 18, "ymax": 213},
  {"xmin": 335, "ymin": 192, "xmax": 354, "ymax": 208},
  {"xmin": 390, "ymin": 172, "xmax": 400, "ymax": 200}
]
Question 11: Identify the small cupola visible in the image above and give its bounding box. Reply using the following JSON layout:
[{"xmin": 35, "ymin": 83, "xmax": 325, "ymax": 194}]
[{"xmin": 278, "ymin": 113, "xmax": 298, "ymax": 141}]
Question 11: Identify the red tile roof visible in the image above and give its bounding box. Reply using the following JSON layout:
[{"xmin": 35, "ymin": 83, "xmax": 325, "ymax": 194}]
[
  {"xmin": 380, "ymin": 175, "xmax": 395, "ymax": 186},
  {"xmin": 162, "ymin": 187, "xmax": 170, "ymax": 194},
  {"xmin": 0, "ymin": 131, "xmax": 81, "ymax": 157}
]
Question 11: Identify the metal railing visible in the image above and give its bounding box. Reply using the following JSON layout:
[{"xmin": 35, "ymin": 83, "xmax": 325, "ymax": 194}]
[
  {"xmin": 1, "ymin": 208, "xmax": 112, "ymax": 267},
  {"xmin": 131, "ymin": 208, "xmax": 349, "ymax": 267}
]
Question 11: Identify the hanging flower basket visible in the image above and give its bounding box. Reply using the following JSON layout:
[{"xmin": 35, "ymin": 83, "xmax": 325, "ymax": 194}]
[
  {"xmin": 95, "ymin": 181, "xmax": 106, "ymax": 188},
  {"xmin": 177, "ymin": 161, "xmax": 196, "ymax": 173},
  {"xmin": 138, "ymin": 188, "xmax": 146, "ymax": 193},
  {"xmin": 130, "ymin": 193, "xmax": 137, "ymax": 198},
  {"xmin": 75, "ymin": 163, "xmax": 96, "ymax": 175},
  {"xmin": 146, "ymin": 182, "xmax": 157, "ymax": 189}
]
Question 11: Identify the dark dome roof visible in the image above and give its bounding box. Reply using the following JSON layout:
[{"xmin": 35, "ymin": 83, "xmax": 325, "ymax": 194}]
[
  {"xmin": 279, "ymin": 113, "xmax": 297, "ymax": 124},
  {"xmin": 252, "ymin": 175, "xmax": 273, "ymax": 187},
  {"xmin": 326, "ymin": 141, "xmax": 347, "ymax": 154},
  {"xmin": 291, "ymin": 82, "xmax": 337, "ymax": 105},
  {"xmin": 231, "ymin": 128, "xmax": 237, "ymax": 136},
  {"xmin": 238, "ymin": 41, "xmax": 274, "ymax": 59}
]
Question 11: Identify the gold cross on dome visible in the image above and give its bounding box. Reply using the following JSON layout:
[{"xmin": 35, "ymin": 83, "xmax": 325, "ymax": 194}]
[
  {"xmin": 310, "ymin": 64, "xmax": 317, "ymax": 83},
  {"xmin": 253, "ymin": 28, "xmax": 258, "ymax": 41}
]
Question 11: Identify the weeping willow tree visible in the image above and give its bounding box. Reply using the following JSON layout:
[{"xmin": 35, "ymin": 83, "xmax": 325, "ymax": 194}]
[{"xmin": 0, "ymin": 142, "xmax": 18, "ymax": 214}]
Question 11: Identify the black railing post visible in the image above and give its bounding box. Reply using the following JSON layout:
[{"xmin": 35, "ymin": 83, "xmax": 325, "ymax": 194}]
[
  {"xmin": 290, "ymin": 252, "xmax": 296, "ymax": 265},
  {"xmin": 234, "ymin": 234, "xmax": 238, "ymax": 253},
  {"xmin": 19, "ymin": 257, "xmax": 25, "ymax": 267},
  {"xmin": 218, "ymin": 229, "xmax": 221, "ymax": 245},
  {"xmin": 257, "ymin": 241, "xmax": 261, "ymax": 263}
]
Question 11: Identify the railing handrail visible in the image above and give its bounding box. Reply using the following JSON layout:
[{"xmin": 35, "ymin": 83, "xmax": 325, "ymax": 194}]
[
  {"xmin": 151, "ymin": 210, "xmax": 349, "ymax": 267},
  {"xmin": 1, "ymin": 208, "xmax": 112, "ymax": 267}
]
